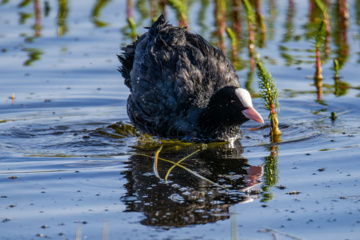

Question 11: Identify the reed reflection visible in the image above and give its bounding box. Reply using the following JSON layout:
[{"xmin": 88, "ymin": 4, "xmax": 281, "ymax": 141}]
[
  {"xmin": 261, "ymin": 145, "xmax": 279, "ymax": 202},
  {"xmin": 34, "ymin": 0, "xmax": 41, "ymax": 37},
  {"xmin": 121, "ymin": 143, "xmax": 263, "ymax": 227},
  {"xmin": 57, "ymin": 0, "xmax": 69, "ymax": 36},
  {"xmin": 333, "ymin": 0, "xmax": 349, "ymax": 68},
  {"xmin": 282, "ymin": 0, "xmax": 295, "ymax": 43},
  {"xmin": 91, "ymin": 0, "xmax": 111, "ymax": 28},
  {"xmin": 22, "ymin": 48, "xmax": 43, "ymax": 66}
]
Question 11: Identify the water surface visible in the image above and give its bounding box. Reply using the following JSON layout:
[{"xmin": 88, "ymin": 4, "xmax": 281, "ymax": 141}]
[{"xmin": 1, "ymin": 1, "xmax": 360, "ymax": 239}]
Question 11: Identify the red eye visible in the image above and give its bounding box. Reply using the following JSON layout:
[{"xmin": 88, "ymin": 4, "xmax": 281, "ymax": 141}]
[{"xmin": 231, "ymin": 100, "xmax": 236, "ymax": 104}]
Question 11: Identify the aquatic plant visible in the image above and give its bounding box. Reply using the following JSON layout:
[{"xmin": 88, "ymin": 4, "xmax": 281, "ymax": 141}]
[
  {"xmin": 256, "ymin": 62, "xmax": 281, "ymax": 141},
  {"xmin": 230, "ymin": 0, "xmax": 242, "ymax": 38},
  {"xmin": 22, "ymin": 48, "xmax": 43, "ymax": 66},
  {"xmin": 167, "ymin": 0, "xmax": 188, "ymax": 27},
  {"xmin": 245, "ymin": 70, "xmax": 255, "ymax": 96},
  {"xmin": 254, "ymin": 0, "xmax": 266, "ymax": 47},
  {"xmin": 214, "ymin": 0, "xmax": 226, "ymax": 50},
  {"xmin": 34, "ymin": 0, "xmax": 41, "ymax": 37},
  {"xmin": 136, "ymin": 147, "xmax": 222, "ymax": 188},
  {"xmin": 226, "ymin": 27, "xmax": 237, "ymax": 63},
  {"xmin": 333, "ymin": 59, "xmax": 340, "ymax": 80},
  {"xmin": 331, "ymin": 111, "xmax": 337, "ymax": 121},
  {"xmin": 242, "ymin": 0, "xmax": 256, "ymax": 70},
  {"xmin": 313, "ymin": 20, "xmax": 326, "ymax": 80},
  {"xmin": 333, "ymin": 0, "xmax": 349, "ymax": 68},
  {"xmin": 127, "ymin": 17, "xmax": 137, "ymax": 39},
  {"xmin": 18, "ymin": 0, "xmax": 31, "ymax": 8},
  {"xmin": 57, "ymin": 0, "xmax": 69, "ymax": 37},
  {"xmin": 149, "ymin": 0, "xmax": 159, "ymax": 21},
  {"xmin": 332, "ymin": 59, "xmax": 350, "ymax": 96},
  {"xmin": 91, "ymin": 0, "xmax": 111, "ymax": 27},
  {"xmin": 283, "ymin": 0, "xmax": 295, "ymax": 43},
  {"xmin": 314, "ymin": 0, "xmax": 330, "ymax": 54},
  {"xmin": 313, "ymin": 20, "xmax": 326, "ymax": 100},
  {"xmin": 124, "ymin": 0, "xmax": 137, "ymax": 40}
]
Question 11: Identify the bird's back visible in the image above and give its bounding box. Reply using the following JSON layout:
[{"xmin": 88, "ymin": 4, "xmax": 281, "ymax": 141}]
[{"xmin": 119, "ymin": 15, "xmax": 240, "ymax": 139}]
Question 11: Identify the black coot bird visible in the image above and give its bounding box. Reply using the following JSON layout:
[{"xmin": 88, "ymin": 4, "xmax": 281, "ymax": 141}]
[{"xmin": 119, "ymin": 15, "xmax": 264, "ymax": 141}]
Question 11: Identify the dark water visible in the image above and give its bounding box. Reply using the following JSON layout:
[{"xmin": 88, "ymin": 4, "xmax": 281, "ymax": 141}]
[{"xmin": 1, "ymin": 0, "xmax": 360, "ymax": 239}]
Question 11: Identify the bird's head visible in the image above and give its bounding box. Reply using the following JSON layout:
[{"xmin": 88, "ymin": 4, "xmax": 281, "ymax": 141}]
[{"xmin": 198, "ymin": 86, "xmax": 264, "ymax": 137}]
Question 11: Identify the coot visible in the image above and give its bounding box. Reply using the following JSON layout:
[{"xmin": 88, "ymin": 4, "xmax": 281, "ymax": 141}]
[{"xmin": 119, "ymin": 15, "xmax": 263, "ymax": 141}]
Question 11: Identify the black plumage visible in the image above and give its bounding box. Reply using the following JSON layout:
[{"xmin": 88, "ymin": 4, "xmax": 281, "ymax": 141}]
[{"xmin": 119, "ymin": 15, "xmax": 263, "ymax": 141}]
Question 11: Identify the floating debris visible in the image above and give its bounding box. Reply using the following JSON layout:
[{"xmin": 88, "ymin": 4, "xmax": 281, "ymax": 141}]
[
  {"xmin": 286, "ymin": 191, "xmax": 301, "ymax": 195},
  {"xmin": 331, "ymin": 112, "xmax": 337, "ymax": 121}
]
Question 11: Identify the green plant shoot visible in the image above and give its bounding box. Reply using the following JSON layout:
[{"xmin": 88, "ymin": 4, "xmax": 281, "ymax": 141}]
[{"xmin": 256, "ymin": 62, "xmax": 281, "ymax": 139}]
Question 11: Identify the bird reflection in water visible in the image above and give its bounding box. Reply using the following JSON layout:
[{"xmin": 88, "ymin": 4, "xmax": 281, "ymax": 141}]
[{"xmin": 120, "ymin": 142, "xmax": 263, "ymax": 228}]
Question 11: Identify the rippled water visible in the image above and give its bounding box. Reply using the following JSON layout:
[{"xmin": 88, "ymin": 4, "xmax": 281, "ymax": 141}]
[{"xmin": 1, "ymin": 1, "xmax": 360, "ymax": 239}]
